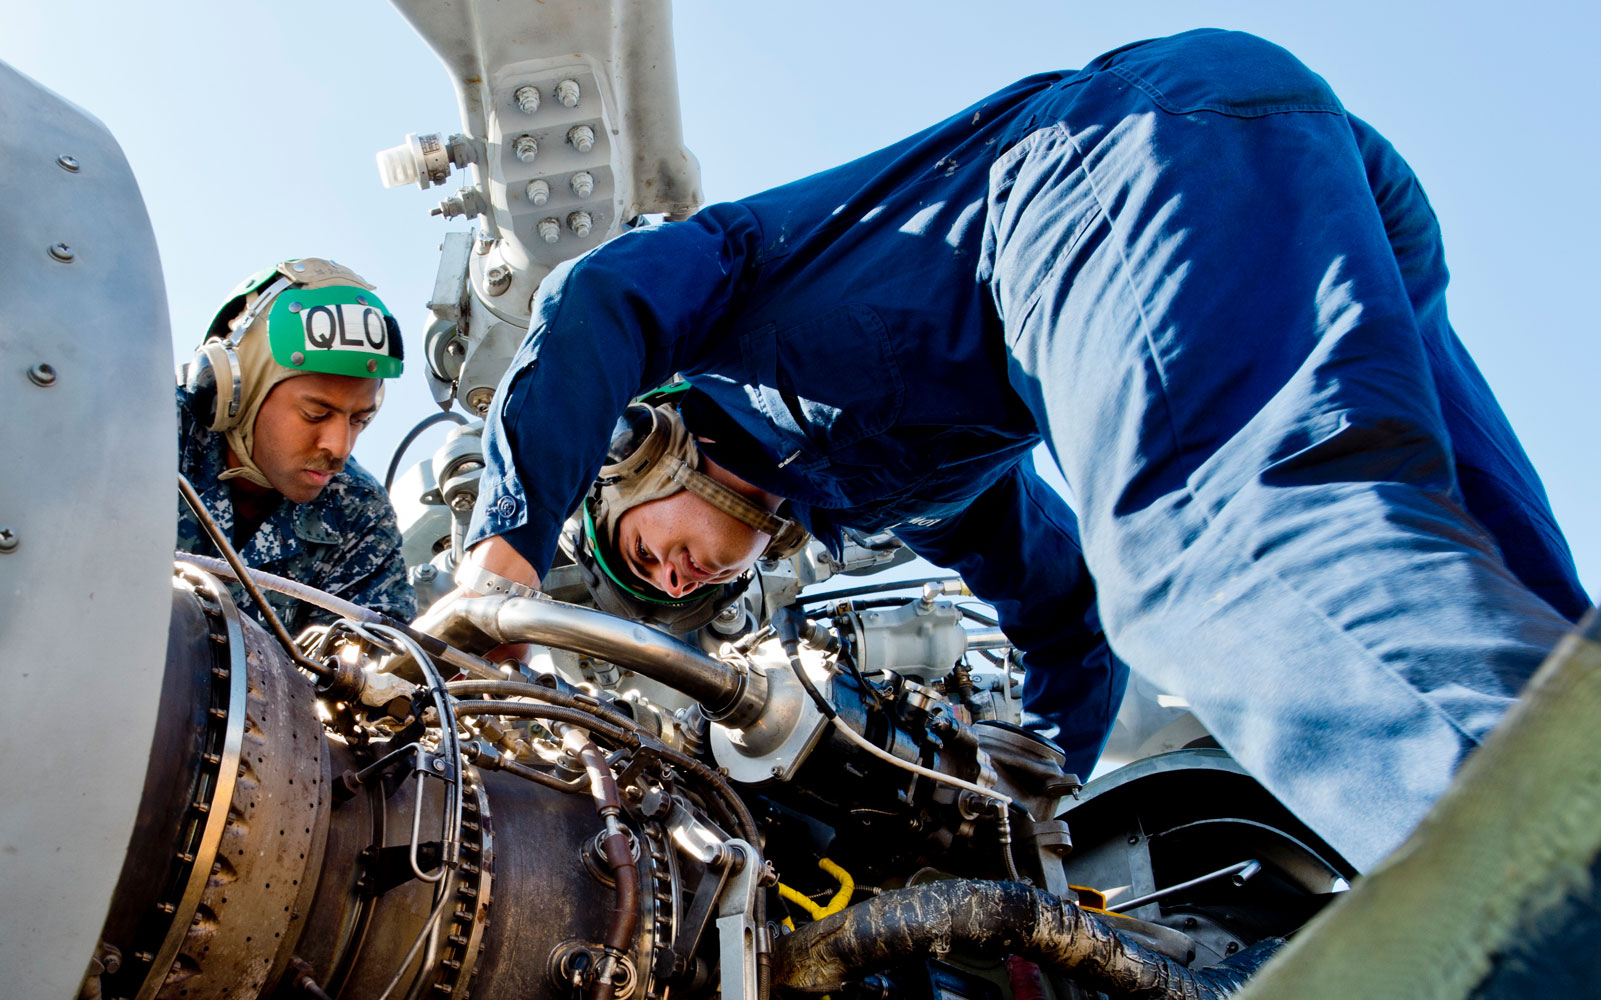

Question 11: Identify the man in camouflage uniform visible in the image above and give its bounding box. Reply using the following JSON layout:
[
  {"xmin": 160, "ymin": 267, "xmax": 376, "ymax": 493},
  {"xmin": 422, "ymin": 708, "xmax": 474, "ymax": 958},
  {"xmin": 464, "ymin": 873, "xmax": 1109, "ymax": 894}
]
[{"xmin": 177, "ymin": 257, "xmax": 415, "ymax": 631}]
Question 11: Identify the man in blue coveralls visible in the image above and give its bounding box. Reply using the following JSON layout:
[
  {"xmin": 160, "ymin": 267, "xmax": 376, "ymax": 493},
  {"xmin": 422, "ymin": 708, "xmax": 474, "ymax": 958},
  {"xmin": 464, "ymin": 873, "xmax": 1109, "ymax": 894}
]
[{"xmin": 454, "ymin": 29, "xmax": 1590, "ymax": 872}]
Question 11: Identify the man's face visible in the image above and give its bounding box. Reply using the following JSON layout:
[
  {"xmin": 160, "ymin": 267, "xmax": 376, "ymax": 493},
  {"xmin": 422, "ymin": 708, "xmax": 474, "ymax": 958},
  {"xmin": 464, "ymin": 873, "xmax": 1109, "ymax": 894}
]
[
  {"xmin": 250, "ymin": 373, "xmax": 380, "ymax": 503},
  {"xmin": 616, "ymin": 490, "xmax": 769, "ymax": 598}
]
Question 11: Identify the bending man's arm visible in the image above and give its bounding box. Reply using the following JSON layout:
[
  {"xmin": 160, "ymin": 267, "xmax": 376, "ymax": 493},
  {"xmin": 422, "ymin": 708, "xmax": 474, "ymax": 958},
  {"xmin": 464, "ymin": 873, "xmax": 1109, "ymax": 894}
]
[{"xmin": 465, "ymin": 207, "xmax": 763, "ymax": 586}]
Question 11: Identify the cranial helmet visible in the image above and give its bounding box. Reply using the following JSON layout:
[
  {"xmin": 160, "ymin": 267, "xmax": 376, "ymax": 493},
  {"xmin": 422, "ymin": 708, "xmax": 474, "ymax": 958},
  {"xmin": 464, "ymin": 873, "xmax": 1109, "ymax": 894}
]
[
  {"xmin": 183, "ymin": 257, "xmax": 404, "ymax": 489},
  {"xmin": 565, "ymin": 397, "xmax": 809, "ymax": 634}
]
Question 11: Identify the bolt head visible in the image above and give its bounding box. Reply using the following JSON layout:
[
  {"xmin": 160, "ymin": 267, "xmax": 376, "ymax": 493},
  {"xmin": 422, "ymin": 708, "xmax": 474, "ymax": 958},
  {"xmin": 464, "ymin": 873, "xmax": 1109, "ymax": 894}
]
[
  {"xmin": 26, "ymin": 362, "xmax": 57, "ymax": 386},
  {"xmin": 47, "ymin": 243, "xmax": 74, "ymax": 262},
  {"xmin": 432, "ymin": 757, "xmax": 447, "ymax": 773},
  {"xmin": 56, "ymin": 154, "xmax": 80, "ymax": 172},
  {"xmin": 466, "ymin": 387, "xmax": 495, "ymax": 415},
  {"xmin": 366, "ymin": 359, "xmax": 378, "ymax": 373}
]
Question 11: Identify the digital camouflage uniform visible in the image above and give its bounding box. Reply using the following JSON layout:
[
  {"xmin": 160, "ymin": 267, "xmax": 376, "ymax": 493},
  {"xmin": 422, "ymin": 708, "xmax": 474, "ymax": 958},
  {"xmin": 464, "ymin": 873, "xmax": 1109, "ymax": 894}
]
[{"xmin": 175, "ymin": 383, "xmax": 415, "ymax": 631}]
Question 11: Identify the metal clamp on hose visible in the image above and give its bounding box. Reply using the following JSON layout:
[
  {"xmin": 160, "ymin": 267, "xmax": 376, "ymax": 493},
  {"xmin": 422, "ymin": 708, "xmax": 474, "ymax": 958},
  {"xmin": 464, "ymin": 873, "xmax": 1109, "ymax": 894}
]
[{"xmin": 455, "ymin": 559, "xmax": 539, "ymax": 599}]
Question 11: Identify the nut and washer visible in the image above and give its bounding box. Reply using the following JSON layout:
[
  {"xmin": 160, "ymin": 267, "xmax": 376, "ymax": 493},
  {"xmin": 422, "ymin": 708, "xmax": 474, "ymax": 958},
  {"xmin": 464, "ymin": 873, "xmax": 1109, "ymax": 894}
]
[
  {"xmin": 56, "ymin": 154, "xmax": 80, "ymax": 172},
  {"xmin": 47, "ymin": 243, "xmax": 74, "ymax": 262},
  {"xmin": 27, "ymin": 363, "xmax": 57, "ymax": 387},
  {"xmin": 514, "ymin": 85, "xmax": 541, "ymax": 114}
]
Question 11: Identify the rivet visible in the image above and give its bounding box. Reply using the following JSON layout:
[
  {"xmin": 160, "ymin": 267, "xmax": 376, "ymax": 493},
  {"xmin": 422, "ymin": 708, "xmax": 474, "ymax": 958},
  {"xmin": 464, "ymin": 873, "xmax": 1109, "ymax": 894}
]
[
  {"xmin": 288, "ymin": 301, "xmax": 303, "ymax": 313},
  {"xmin": 48, "ymin": 243, "xmax": 74, "ymax": 262},
  {"xmin": 56, "ymin": 154, "xmax": 80, "ymax": 172},
  {"xmin": 0, "ymin": 528, "xmax": 17, "ymax": 553},
  {"xmin": 366, "ymin": 359, "xmax": 378, "ymax": 373},
  {"xmin": 27, "ymin": 363, "xmax": 57, "ymax": 387},
  {"xmin": 356, "ymin": 294, "xmax": 368, "ymax": 306},
  {"xmin": 290, "ymin": 351, "xmax": 306, "ymax": 366},
  {"xmin": 292, "ymin": 261, "xmax": 307, "ymax": 272}
]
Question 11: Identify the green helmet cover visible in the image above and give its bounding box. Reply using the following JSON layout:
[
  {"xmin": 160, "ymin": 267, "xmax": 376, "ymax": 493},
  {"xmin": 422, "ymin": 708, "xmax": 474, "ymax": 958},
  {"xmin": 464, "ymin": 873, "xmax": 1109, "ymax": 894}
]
[{"xmin": 266, "ymin": 285, "xmax": 403, "ymax": 379}]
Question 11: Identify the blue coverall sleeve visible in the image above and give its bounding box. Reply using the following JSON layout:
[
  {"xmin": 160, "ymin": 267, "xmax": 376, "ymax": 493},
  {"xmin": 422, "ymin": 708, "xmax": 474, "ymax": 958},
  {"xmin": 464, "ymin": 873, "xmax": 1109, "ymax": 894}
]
[
  {"xmin": 891, "ymin": 459, "xmax": 1128, "ymax": 780},
  {"xmin": 468, "ymin": 209, "xmax": 763, "ymax": 575}
]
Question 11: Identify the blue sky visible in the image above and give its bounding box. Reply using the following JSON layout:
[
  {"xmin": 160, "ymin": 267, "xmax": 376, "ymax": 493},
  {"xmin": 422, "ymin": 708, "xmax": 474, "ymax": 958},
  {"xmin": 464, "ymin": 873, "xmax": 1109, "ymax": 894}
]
[{"xmin": 7, "ymin": 0, "xmax": 1596, "ymax": 597}]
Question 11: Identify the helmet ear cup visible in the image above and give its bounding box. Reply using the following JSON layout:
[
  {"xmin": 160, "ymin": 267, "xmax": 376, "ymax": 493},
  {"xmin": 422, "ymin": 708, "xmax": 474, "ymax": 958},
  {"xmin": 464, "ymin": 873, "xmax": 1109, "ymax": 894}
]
[{"xmin": 186, "ymin": 339, "xmax": 242, "ymax": 432}]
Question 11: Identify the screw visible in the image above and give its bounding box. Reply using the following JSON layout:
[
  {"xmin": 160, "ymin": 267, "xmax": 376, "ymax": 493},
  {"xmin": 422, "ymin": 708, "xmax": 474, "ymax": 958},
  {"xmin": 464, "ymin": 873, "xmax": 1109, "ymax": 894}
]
[
  {"xmin": 526, "ymin": 178, "xmax": 550, "ymax": 205},
  {"xmin": 538, "ymin": 218, "xmax": 561, "ymax": 244},
  {"xmin": 570, "ymin": 171, "xmax": 594, "ymax": 198},
  {"xmin": 27, "ymin": 363, "xmax": 57, "ymax": 386},
  {"xmin": 366, "ymin": 359, "xmax": 378, "ymax": 373},
  {"xmin": 414, "ymin": 564, "xmax": 439, "ymax": 583},
  {"xmin": 432, "ymin": 757, "xmax": 447, "ymax": 773},
  {"xmin": 513, "ymin": 134, "xmax": 539, "ymax": 164},
  {"xmin": 513, "ymin": 84, "xmax": 540, "ymax": 114},
  {"xmin": 1225, "ymin": 941, "xmax": 1240, "ymax": 955},
  {"xmin": 290, "ymin": 351, "xmax": 306, "ymax": 366},
  {"xmin": 288, "ymin": 301, "xmax": 303, "ymax": 313},
  {"xmin": 56, "ymin": 154, "xmax": 80, "ymax": 172},
  {"xmin": 47, "ymin": 243, "xmax": 74, "ymax": 262},
  {"xmin": 567, "ymin": 124, "xmax": 595, "ymax": 154},
  {"xmin": 770, "ymin": 765, "xmax": 784, "ymax": 778},
  {"xmin": 567, "ymin": 211, "xmax": 593, "ymax": 238},
  {"xmin": 0, "ymin": 528, "xmax": 17, "ymax": 552},
  {"xmin": 554, "ymin": 78, "xmax": 581, "ymax": 108}
]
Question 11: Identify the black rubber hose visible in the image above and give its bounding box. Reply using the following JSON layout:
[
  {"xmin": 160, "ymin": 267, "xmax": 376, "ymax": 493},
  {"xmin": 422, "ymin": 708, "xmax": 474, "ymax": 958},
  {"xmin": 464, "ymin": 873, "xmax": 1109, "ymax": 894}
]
[
  {"xmin": 383, "ymin": 410, "xmax": 469, "ymax": 492},
  {"xmin": 771, "ymin": 880, "xmax": 1280, "ymax": 998}
]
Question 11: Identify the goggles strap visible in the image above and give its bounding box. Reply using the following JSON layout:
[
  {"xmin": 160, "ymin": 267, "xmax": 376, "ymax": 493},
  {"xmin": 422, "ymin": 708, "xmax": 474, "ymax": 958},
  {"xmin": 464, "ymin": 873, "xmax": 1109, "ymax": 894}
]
[{"xmin": 664, "ymin": 456, "xmax": 793, "ymax": 538}]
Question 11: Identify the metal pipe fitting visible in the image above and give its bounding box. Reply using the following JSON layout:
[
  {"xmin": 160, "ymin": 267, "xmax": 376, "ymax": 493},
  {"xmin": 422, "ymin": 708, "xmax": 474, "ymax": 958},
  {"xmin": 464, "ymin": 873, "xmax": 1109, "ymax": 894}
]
[{"xmin": 456, "ymin": 595, "xmax": 769, "ymax": 728}]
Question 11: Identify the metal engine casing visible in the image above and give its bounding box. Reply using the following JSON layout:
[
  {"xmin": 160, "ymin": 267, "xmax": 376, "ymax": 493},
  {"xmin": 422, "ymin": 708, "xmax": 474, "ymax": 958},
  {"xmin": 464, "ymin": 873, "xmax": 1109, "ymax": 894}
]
[
  {"xmin": 90, "ymin": 569, "xmax": 672, "ymax": 1000},
  {"xmin": 0, "ymin": 60, "xmax": 176, "ymax": 997}
]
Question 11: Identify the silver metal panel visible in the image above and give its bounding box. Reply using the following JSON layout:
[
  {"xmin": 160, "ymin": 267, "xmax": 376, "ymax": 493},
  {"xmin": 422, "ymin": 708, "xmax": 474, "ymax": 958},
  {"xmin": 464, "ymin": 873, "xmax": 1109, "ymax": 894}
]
[{"xmin": 0, "ymin": 61, "xmax": 176, "ymax": 994}]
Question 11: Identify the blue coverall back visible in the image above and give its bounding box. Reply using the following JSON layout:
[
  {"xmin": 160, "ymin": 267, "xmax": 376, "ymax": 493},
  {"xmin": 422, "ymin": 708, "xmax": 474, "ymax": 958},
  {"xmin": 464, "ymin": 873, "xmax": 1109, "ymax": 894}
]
[{"xmin": 471, "ymin": 29, "xmax": 1590, "ymax": 872}]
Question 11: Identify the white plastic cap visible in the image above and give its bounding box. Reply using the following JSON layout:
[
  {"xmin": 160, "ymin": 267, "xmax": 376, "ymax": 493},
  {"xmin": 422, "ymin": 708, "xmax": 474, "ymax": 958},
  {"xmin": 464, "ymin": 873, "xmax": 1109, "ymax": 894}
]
[{"xmin": 376, "ymin": 141, "xmax": 420, "ymax": 189}]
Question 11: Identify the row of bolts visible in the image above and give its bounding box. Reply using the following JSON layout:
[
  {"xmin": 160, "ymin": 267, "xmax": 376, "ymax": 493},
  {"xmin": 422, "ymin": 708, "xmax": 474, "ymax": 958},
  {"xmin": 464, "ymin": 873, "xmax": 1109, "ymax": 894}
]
[
  {"xmin": 3, "ymin": 154, "xmax": 80, "ymax": 552},
  {"xmin": 509, "ymin": 79, "xmax": 595, "ymax": 242}
]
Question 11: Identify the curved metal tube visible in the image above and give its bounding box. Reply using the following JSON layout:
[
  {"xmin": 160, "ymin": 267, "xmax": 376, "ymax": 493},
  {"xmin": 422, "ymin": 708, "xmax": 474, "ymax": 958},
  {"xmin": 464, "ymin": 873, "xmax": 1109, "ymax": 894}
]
[
  {"xmin": 771, "ymin": 880, "xmax": 1278, "ymax": 998},
  {"xmin": 458, "ymin": 595, "xmax": 767, "ymax": 727}
]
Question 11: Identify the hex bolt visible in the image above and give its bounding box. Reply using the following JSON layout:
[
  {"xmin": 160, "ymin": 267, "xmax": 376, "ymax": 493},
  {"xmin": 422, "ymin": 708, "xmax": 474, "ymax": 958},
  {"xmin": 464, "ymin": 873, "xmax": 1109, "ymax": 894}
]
[
  {"xmin": 567, "ymin": 210, "xmax": 593, "ymax": 238},
  {"xmin": 27, "ymin": 363, "xmax": 57, "ymax": 387},
  {"xmin": 512, "ymin": 134, "xmax": 539, "ymax": 164},
  {"xmin": 0, "ymin": 528, "xmax": 16, "ymax": 552},
  {"xmin": 56, "ymin": 154, "xmax": 80, "ymax": 172},
  {"xmin": 47, "ymin": 243, "xmax": 74, "ymax": 262},
  {"xmin": 485, "ymin": 264, "xmax": 512, "ymax": 296},
  {"xmin": 526, "ymin": 178, "xmax": 551, "ymax": 205},
  {"xmin": 570, "ymin": 171, "xmax": 594, "ymax": 198},
  {"xmin": 513, "ymin": 85, "xmax": 540, "ymax": 114},
  {"xmin": 538, "ymin": 218, "xmax": 561, "ymax": 244},
  {"xmin": 554, "ymin": 78, "xmax": 581, "ymax": 108},
  {"xmin": 566, "ymin": 124, "xmax": 595, "ymax": 154}
]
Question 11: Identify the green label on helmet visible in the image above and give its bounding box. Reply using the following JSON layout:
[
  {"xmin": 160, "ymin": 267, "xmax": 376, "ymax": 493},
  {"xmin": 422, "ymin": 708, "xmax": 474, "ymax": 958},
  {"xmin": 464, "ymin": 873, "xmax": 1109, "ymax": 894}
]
[{"xmin": 267, "ymin": 286, "xmax": 403, "ymax": 379}]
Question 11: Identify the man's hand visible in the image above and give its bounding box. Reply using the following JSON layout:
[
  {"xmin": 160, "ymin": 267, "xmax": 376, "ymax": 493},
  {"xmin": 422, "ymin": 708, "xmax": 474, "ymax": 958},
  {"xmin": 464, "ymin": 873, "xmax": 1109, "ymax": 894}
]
[
  {"xmin": 464, "ymin": 535, "xmax": 542, "ymax": 594},
  {"xmin": 413, "ymin": 536, "xmax": 543, "ymax": 657}
]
